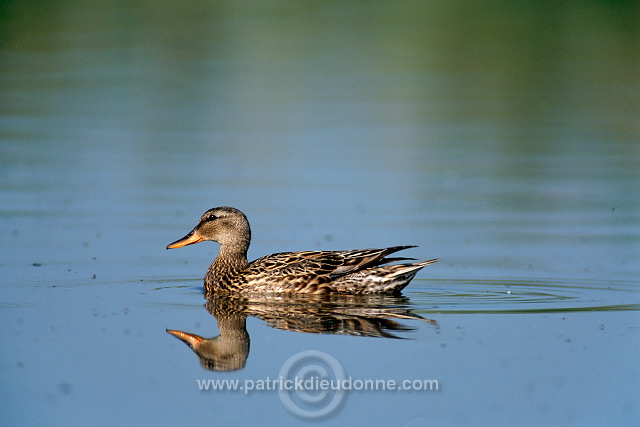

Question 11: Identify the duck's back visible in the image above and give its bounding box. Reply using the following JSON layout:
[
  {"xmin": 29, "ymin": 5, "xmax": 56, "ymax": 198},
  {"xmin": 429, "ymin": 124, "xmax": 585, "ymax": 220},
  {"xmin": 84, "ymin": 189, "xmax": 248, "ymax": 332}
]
[{"xmin": 207, "ymin": 246, "xmax": 435, "ymax": 294}]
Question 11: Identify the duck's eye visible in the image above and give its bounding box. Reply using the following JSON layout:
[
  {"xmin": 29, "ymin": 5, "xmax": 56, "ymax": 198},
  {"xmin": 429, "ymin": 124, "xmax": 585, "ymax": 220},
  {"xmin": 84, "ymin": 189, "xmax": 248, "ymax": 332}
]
[{"xmin": 206, "ymin": 214, "xmax": 218, "ymax": 222}]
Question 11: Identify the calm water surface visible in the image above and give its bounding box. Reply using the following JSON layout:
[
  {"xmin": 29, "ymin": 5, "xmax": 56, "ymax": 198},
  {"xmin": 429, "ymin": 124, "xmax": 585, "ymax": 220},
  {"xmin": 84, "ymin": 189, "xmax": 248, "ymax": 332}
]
[{"xmin": 1, "ymin": 1, "xmax": 639, "ymax": 426}]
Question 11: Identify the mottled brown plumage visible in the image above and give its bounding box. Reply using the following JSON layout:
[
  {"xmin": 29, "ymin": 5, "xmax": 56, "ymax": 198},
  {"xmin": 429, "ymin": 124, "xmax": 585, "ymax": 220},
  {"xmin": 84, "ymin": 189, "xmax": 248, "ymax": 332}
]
[
  {"xmin": 167, "ymin": 293, "xmax": 437, "ymax": 370},
  {"xmin": 167, "ymin": 207, "xmax": 438, "ymax": 294}
]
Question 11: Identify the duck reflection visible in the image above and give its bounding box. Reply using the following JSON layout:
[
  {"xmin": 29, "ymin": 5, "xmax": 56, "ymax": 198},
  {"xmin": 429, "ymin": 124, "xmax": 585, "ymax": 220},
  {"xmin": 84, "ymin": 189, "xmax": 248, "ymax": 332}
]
[{"xmin": 167, "ymin": 293, "xmax": 435, "ymax": 371}]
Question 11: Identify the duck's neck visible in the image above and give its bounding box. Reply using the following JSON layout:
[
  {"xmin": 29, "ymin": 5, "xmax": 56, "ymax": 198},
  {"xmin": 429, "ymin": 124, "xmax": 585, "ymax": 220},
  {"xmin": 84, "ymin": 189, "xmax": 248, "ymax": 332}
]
[
  {"xmin": 206, "ymin": 243, "xmax": 249, "ymax": 291},
  {"xmin": 216, "ymin": 315, "xmax": 249, "ymax": 341}
]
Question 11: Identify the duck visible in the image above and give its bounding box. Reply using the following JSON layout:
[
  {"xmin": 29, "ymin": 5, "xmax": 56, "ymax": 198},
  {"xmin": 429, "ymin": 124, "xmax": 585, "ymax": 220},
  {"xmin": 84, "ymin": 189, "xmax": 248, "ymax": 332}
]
[
  {"xmin": 166, "ymin": 293, "xmax": 436, "ymax": 371},
  {"xmin": 166, "ymin": 206, "xmax": 438, "ymax": 295}
]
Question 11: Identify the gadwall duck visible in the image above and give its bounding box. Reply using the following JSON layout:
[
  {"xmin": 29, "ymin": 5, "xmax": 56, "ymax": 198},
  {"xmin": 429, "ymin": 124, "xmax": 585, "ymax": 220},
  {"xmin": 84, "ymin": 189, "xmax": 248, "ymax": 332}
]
[{"xmin": 167, "ymin": 207, "xmax": 438, "ymax": 294}]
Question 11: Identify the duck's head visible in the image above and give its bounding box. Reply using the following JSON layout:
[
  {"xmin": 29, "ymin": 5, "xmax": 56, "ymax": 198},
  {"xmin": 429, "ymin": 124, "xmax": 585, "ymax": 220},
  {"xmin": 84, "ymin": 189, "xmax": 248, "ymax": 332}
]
[
  {"xmin": 166, "ymin": 329, "xmax": 249, "ymax": 371},
  {"xmin": 166, "ymin": 206, "xmax": 251, "ymax": 249}
]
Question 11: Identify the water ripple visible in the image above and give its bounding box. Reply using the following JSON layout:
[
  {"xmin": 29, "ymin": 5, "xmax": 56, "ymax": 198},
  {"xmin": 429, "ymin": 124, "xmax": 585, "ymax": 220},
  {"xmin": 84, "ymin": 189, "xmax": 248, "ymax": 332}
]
[{"xmin": 409, "ymin": 278, "xmax": 640, "ymax": 314}]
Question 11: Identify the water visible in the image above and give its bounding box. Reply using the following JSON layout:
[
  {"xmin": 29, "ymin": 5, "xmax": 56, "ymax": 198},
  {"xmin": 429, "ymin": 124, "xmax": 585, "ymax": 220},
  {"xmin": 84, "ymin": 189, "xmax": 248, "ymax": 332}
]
[{"xmin": 1, "ymin": 0, "xmax": 639, "ymax": 425}]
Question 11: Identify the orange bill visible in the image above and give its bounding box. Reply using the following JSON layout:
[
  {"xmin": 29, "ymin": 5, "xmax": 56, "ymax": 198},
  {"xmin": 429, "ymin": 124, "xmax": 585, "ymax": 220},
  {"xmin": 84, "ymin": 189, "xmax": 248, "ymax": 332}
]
[
  {"xmin": 166, "ymin": 329, "xmax": 204, "ymax": 348},
  {"xmin": 166, "ymin": 230, "xmax": 204, "ymax": 249}
]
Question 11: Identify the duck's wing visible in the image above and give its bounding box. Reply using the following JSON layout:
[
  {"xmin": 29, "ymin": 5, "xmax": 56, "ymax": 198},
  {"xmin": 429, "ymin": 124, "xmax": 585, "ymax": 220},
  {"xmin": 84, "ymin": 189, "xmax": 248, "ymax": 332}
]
[{"xmin": 247, "ymin": 245, "xmax": 417, "ymax": 278}]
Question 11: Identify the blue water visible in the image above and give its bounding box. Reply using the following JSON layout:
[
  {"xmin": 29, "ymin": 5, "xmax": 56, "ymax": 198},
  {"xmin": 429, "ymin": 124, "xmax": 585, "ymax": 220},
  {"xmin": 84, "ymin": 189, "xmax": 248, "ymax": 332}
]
[{"xmin": 1, "ymin": 1, "xmax": 639, "ymax": 425}]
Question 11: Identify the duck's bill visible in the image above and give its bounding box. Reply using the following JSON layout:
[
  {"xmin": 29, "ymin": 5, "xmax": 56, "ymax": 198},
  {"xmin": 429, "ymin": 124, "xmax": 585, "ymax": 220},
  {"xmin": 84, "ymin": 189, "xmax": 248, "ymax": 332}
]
[
  {"xmin": 166, "ymin": 329, "xmax": 204, "ymax": 347},
  {"xmin": 166, "ymin": 230, "xmax": 204, "ymax": 249}
]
